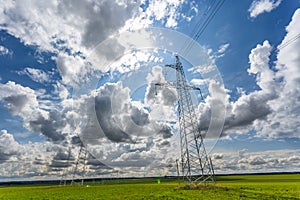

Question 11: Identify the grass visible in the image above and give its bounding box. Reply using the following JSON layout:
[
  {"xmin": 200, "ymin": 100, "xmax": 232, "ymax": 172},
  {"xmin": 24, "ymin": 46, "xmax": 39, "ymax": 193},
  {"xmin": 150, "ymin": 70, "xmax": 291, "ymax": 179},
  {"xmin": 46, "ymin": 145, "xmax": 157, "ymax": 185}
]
[{"xmin": 0, "ymin": 174, "xmax": 299, "ymax": 199}]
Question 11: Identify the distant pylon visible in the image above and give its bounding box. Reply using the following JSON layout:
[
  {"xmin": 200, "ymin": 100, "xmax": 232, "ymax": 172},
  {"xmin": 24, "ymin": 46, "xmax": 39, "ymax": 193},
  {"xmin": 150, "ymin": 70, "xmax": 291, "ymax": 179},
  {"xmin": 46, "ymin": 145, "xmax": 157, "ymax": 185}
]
[
  {"xmin": 70, "ymin": 142, "xmax": 88, "ymax": 186},
  {"xmin": 59, "ymin": 147, "xmax": 72, "ymax": 186},
  {"xmin": 156, "ymin": 55, "xmax": 215, "ymax": 184}
]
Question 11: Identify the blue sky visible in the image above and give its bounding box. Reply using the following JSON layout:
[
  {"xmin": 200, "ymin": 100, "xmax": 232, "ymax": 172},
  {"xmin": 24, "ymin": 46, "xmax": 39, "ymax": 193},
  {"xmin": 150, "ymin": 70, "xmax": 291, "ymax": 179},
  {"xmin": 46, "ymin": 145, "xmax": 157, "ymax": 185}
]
[{"xmin": 0, "ymin": 0, "xmax": 300, "ymax": 180}]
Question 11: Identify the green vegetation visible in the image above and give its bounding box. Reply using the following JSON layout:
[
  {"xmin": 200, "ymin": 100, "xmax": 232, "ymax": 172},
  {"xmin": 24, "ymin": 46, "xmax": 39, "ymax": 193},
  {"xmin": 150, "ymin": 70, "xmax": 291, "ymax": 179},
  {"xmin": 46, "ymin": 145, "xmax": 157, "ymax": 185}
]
[{"xmin": 0, "ymin": 174, "xmax": 299, "ymax": 199}]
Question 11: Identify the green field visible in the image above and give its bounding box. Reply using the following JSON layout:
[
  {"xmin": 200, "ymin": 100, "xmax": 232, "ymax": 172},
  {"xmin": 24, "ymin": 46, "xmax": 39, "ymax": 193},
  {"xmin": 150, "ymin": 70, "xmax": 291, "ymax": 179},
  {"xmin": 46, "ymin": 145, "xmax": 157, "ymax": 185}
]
[{"xmin": 0, "ymin": 174, "xmax": 299, "ymax": 199}]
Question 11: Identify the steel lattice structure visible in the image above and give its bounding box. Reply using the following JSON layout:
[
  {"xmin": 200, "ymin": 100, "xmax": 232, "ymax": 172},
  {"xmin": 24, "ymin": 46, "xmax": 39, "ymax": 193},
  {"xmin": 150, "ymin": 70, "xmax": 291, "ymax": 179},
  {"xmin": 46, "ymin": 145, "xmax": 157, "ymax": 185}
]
[
  {"xmin": 59, "ymin": 147, "xmax": 72, "ymax": 186},
  {"xmin": 156, "ymin": 55, "xmax": 215, "ymax": 184},
  {"xmin": 70, "ymin": 142, "xmax": 88, "ymax": 186}
]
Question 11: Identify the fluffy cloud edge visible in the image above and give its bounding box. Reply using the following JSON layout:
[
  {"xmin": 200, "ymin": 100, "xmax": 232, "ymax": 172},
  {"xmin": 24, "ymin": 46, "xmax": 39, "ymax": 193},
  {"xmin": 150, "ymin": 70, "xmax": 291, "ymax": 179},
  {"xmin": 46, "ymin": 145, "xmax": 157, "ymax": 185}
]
[{"xmin": 248, "ymin": 0, "xmax": 282, "ymax": 18}]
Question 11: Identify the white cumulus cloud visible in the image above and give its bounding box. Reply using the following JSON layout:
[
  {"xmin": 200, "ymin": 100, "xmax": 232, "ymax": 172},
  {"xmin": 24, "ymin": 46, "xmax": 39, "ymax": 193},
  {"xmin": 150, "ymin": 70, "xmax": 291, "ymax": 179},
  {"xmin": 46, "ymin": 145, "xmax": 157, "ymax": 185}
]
[
  {"xmin": 0, "ymin": 45, "xmax": 13, "ymax": 56},
  {"xmin": 0, "ymin": 0, "xmax": 187, "ymax": 86},
  {"xmin": 249, "ymin": 0, "xmax": 282, "ymax": 18},
  {"xmin": 0, "ymin": 81, "xmax": 66, "ymax": 142},
  {"xmin": 17, "ymin": 67, "xmax": 50, "ymax": 83},
  {"xmin": 213, "ymin": 149, "xmax": 300, "ymax": 173},
  {"xmin": 214, "ymin": 9, "xmax": 300, "ymax": 139},
  {"xmin": 258, "ymin": 8, "xmax": 300, "ymax": 138},
  {"xmin": 0, "ymin": 130, "xmax": 21, "ymax": 164}
]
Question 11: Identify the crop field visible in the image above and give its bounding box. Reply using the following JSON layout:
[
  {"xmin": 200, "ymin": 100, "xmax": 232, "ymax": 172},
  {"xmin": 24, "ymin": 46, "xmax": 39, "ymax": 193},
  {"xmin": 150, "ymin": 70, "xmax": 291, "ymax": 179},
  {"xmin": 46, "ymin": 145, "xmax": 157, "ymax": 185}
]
[{"xmin": 0, "ymin": 174, "xmax": 299, "ymax": 199}]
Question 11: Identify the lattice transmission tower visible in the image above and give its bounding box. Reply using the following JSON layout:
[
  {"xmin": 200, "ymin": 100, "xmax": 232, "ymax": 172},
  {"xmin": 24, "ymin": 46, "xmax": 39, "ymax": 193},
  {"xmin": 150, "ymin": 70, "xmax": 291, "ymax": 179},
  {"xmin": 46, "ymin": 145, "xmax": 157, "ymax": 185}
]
[
  {"xmin": 156, "ymin": 55, "xmax": 215, "ymax": 184},
  {"xmin": 59, "ymin": 147, "xmax": 72, "ymax": 186},
  {"xmin": 70, "ymin": 142, "xmax": 88, "ymax": 186}
]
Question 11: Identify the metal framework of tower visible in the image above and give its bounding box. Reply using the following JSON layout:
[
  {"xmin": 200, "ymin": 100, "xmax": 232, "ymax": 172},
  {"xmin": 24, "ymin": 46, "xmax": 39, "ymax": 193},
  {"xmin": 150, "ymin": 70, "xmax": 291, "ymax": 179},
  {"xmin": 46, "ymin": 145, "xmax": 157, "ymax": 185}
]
[
  {"xmin": 70, "ymin": 142, "xmax": 88, "ymax": 186},
  {"xmin": 59, "ymin": 147, "xmax": 72, "ymax": 186},
  {"xmin": 156, "ymin": 55, "xmax": 215, "ymax": 184}
]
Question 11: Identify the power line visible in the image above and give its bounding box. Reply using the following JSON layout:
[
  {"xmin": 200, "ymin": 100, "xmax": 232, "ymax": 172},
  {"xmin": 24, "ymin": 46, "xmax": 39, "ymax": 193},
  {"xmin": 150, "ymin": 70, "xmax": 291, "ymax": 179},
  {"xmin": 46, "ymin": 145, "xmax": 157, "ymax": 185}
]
[
  {"xmin": 181, "ymin": 0, "xmax": 226, "ymax": 56},
  {"xmin": 277, "ymin": 33, "xmax": 300, "ymax": 51},
  {"xmin": 180, "ymin": 0, "xmax": 218, "ymax": 53}
]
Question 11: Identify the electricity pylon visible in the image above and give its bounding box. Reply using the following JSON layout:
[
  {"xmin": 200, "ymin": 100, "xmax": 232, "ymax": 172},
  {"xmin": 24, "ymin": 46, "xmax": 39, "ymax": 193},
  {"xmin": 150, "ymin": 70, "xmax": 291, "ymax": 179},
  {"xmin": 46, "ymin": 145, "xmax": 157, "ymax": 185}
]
[
  {"xmin": 70, "ymin": 142, "xmax": 88, "ymax": 186},
  {"xmin": 155, "ymin": 55, "xmax": 214, "ymax": 184},
  {"xmin": 59, "ymin": 147, "xmax": 72, "ymax": 186}
]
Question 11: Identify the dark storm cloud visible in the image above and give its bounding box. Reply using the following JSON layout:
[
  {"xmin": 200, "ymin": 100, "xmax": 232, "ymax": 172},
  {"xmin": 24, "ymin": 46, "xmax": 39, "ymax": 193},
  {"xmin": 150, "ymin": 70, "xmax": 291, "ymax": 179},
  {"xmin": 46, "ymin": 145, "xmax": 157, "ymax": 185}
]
[
  {"xmin": 224, "ymin": 92, "xmax": 276, "ymax": 129},
  {"xmin": 213, "ymin": 153, "xmax": 223, "ymax": 160},
  {"xmin": 130, "ymin": 107, "xmax": 150, "ymax": 126},
  {"xmin": 157, "ymin": 124, "xmax": 173, "ymax": 139},
  {"xmin": 29, "ymin": 111, "xmax": 66, "ymax": 142},
  {"xmin": 161, "ymin": 88, "xmax": 177, "ymax": 106},
  {"xmin": 57, "ymin": 0, "xmax": 139, "ymax": 48},
  {"xmin": 33, "ymin": 157, "xmax": 46, "ymax": 165},
  {"xmin": 49, "ymin": 160, "xmax": 71, "ymax": 168},
  {"xmin": 0, "ymin": 152, "xmax": 13, "ymax": 164},
  {"xmin": 87, "ymin": 156, "xmax": 111, "ymax": 170},
  {"xmin": 71, "ymin": 136, "xmax": 82, "ymax": 145},
  {"xmin": 0, "ymin": 81, "xmax": 67, "ymax": 142},
  {"xmin": 53, "ymin": 150, "xmax": 73, "ymax": 161},
  {"xmin": 95, "ymin": 95, "xmax": 132, "ymax": 143},
  {"xmin": 156, "ymin": 140, "xmax": 170, "ymax": 148},
  {"xmin": 49, "ymin": 149, "xmax": 74, "ymax": 168},
  {"xmin": 2, "ymin": 94, "xmax": 29, "ymax": 114},
  {"xmin": 198, "ymin": 88, "xmax": 276, "ymax": 137}
]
